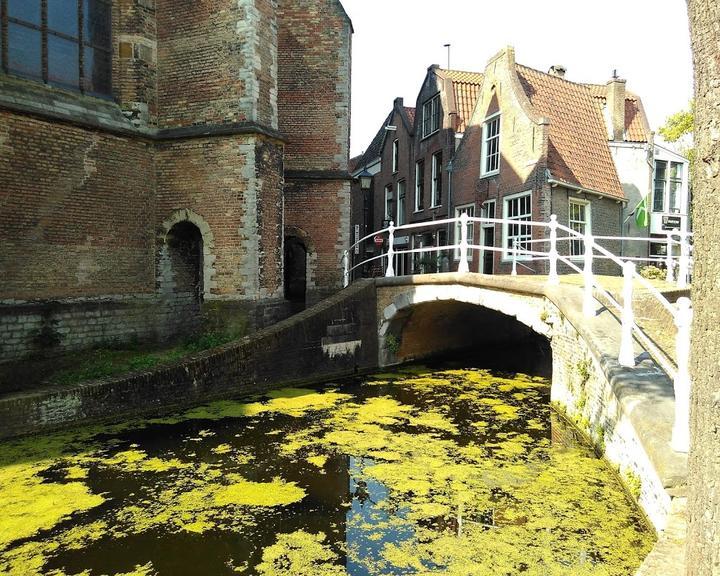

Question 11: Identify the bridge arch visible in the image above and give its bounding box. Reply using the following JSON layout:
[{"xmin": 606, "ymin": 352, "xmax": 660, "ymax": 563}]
[{"xmin": 378, "ymin": 283, "xmax": 554, "ymax": 371}]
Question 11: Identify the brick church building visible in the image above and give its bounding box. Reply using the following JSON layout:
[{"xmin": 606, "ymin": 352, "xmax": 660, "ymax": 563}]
[{"xmin": 0, "ymin": 0, "xmax": 353, "ymax": 362}]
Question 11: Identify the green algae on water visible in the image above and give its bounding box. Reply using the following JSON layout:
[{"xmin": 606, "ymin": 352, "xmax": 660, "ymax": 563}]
[{"xmin": 0, "ymin": 368, "xmax": 654, "ymax": 576}]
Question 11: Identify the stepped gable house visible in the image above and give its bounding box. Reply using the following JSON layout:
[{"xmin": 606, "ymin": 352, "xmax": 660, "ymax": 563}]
[
  {"xmin": 452, "ymin": 47, "xmax": 630, "ymax": 275},
  {"xmin": 0, "ymin": 0, "xmax": 353, "ymax": 363}
]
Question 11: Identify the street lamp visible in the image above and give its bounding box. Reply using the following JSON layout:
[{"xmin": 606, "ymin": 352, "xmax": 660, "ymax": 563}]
[{"xmin": 357, "ymin": 169, "xmax": 372, "ymax": 192}]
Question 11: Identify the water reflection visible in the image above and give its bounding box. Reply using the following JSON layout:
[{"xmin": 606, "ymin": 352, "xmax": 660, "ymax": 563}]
[{"xmin": 0, "ymin": 365, "xmax": 654, "ymax": 575}]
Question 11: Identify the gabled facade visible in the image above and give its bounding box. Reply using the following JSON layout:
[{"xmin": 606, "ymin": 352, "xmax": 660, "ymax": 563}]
[
  {"xmin": 452, "ymin": 48, "xmax": 628, "ymax": 275},
  {"xmin": 350, "ymin": 66, "xmax": 483, "ymax": 276}
]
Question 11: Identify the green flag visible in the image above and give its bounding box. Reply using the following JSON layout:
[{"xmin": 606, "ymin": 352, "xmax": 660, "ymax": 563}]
[{"xmin": 634, "ymin": 195, "xmax": 649, "ymax": 228}]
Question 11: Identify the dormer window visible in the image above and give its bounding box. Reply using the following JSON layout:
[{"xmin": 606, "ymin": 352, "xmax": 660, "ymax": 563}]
[
  {"xmin": 1, "ymin": 0, "xmax": 112, "ymax": 97},
  {"xmin": 422, "ymin": 93, "xmax": 441, "ymax": 138},
  {"xmin": 481, "ymin": 113, "xmax": 501, "ymax": 175}
]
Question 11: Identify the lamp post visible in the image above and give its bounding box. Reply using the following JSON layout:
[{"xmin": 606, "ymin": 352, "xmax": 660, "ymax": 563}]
[{"xmin": 356, "ymin": 168, "xmax": 373, "ymax": 278}]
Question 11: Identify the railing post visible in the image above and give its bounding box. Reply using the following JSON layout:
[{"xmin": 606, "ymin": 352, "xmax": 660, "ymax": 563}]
[
  {"xmin": 342, "ymin": 250, "xmax": 350, "ymax": 288},
  {"xmin": 677, "ymin": 230, "xmax": 689, "ymax": 289},
  {"xmin": 548, "ymin": 214, "xmax": 559, "ymax": 285},
  {"xmin": 511, "ymin": 239, "xmax": 518, "ymax": 276},
  {"xmin": 458, "ymin": 213, "xmax": 469, "ymax": 274},
  {"xmin": 671, "ymin": 297, "xmax": 692, "ymax": 452},
  {"xmin": 582, "ymin": 232, "xmax": 595, "ymax": 317},
  {"xmin": 618, "ymin": 260, "xmax": 636, "ymax": 367},
  {"xmin": 664, "ymin": 231, "xmax": 675, "ymax": 284},
  {"xmin": 385, "ymin": 222, "xmax": 396, "ymax": 277}
]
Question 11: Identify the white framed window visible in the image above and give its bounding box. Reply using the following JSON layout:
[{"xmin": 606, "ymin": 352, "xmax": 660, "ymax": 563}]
[
  {"xmin": 454, "ymin": 203, "xmax": 475, "ymax": 261},
  {"xmin": 653, "ymin": 160, "xmax": 683, "ymax": 214},
  {"xmin": 568, "ymin": 198, "xmax": 591, "ymax": 258},
  {"xmin": 392, "ymin": 139, "xmax": 399, "ymax": 173},
  {"xmin": 481, "ymin": 199, "xmax": 496, "ymax": 220},
  {"xmin": 415, "ymin": 160, "xmax": 425, "ymax": 211},
  {"xmin": 422, "ymin": 93, "xmax": 441, "ymax": 138},
  {"xmin": 384, "ymin": 185, "xmax": 393, "ymax": 222},
  {"xmin": 502, "ymin": 191, "xmax": 532, "ymax": 260},
  {"xmin": 481, "ymin": 113, "xmax": 501, "ymax": 176},
  {"xmin": 396, "ymin": 180, "xmax": 406, "ymax": 226},
  {"xmin": 431, "ymin": 151, "xmax": 442, "ymax": 207}
]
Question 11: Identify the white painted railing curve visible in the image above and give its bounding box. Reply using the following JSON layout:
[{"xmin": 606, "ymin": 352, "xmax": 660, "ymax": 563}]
[{"xmin": 341, "ymin": 214, "xmax": 693, "ymax": 452}]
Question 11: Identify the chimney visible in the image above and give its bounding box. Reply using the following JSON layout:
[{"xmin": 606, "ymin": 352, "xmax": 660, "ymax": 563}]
[
  {"xmin": 548, "ymin": 65, "xmax": 566, "ymax": 78},
  {"xmin": 606, "ymin": 71, "xmax": 626, "ymax": 141},
  {"xmin": 394, "ymin": 97, "xmax": 404, "ymax": 108}
]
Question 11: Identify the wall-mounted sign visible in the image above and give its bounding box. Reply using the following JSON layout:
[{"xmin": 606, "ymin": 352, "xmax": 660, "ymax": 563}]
[
  {"xmin": 373, "ymin": 235, "xmax": 384, "ymax": 246},
  {"xmin": 662, "ymin": 215, "xmax": 683, "ymax": 230},
  {"xmin": 393, "ymin": 235, "xmax": 410, "ymax": 247},
  {"xmin": 354, "ymin": 225, "xmax": 360, "ymax": 254}
]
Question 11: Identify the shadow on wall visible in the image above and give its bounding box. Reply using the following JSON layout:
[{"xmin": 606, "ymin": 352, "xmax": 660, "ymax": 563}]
[
  {"xmin": 385, "ymin": 300, "xmax": 551, "ymax": 377},
  {"xmin": 166, "ymin": 221, "xmax": 204, "ymax": 303},
  {"xmin": 284, "ymin": 236, "xmax": 307, "ymax": 306}
]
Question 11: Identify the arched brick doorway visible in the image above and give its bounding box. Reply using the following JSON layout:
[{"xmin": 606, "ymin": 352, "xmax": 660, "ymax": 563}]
[{"xmin": 167, "ymin": 221, "xmax": 204, "ymax": 303}]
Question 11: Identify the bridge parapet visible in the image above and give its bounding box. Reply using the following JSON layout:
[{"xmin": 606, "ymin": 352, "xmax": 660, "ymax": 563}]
[{"xmin": 346, "ymin": 214, "xmax": 693, "ymax": 453}]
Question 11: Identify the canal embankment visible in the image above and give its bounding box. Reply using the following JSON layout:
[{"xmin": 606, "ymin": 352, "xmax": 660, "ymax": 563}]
[{"xmin": 0, "ymin": 279, "xmax": 378, "ymax": 439}]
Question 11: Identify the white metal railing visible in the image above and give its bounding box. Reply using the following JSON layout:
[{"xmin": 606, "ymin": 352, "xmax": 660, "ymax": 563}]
[{"xmin": 342, "ymin": 214, "xmax": 693, "ymax": 452}]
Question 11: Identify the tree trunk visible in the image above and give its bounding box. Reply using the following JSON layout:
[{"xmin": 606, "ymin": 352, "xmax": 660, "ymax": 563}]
[{"xmin": 686, "ymin": 1, "xmax": 720, "ymax": 574}]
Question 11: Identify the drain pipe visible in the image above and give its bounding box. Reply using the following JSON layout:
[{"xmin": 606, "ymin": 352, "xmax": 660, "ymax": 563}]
[{"xmin": 447, "ymin": 159, "xmax": 454, "ymax": 256}]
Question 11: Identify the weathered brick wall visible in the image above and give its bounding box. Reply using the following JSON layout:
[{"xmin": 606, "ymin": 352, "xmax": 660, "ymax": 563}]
[
  {"xmin": 156, "ymin": 0, "xmax": 278, "ymax": 129},
  {"xmin": 0, "ymin": 295, "xmax": 199, "ymax": 362},
  {"xmin": 0, "ymin": 112, "xmax": 156, "ymax": 300},
  {"xmin": 155, "ymin": 135, "xmax": 283, "ymax": 300},
  {"xmin": 284, "ymin": 179, "xmax": 351, "ymax": 299},
  {"xmin": 277, "ymin": 0, "xmax": 351, "ymax": 171},
  {"xmin": 115, "ymin": 0, "xmax": 158, "ymax": 127},
  {"xmin": 0, "ymin": 0, "xmax": 350, "ymax": 362},
  {"xmin": 277, "ymin": 0, "xmax": 352, "ymax": 295}
]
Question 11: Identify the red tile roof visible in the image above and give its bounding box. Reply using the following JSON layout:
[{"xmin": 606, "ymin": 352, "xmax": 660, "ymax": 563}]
[
  {"xmin": 588, "ymin": 85, "xmax": 651, "ymax": 143},
  {"xmin": 440, "ymin": 69, "xmax": 484, "ymax": 133},
  {"xmin": 404, "ymin": 107, "xmax": 416, "ymax": 126},
  {"xmin": 516, "ymin": 65, "xmax": 625, "ymax": 199}
]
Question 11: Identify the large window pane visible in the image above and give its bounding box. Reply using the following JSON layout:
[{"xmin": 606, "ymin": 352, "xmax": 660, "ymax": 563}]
[
  {"xmin": 7, "ymin": 23, "xmax": 42, "ymax": 80},
  {"xmin": 84, "ymin": 0, "xmax": 112, "ymax": 48},
  {"xmin": 8, "ymin": 0, "xmax": 42, "ymax": 25},
  {"xmin": 48, "ymin": 0, "xmax": 80, "ymax": 38},
  {"xmin": 48, "ymin": 35, "xmax": 80, "ymax": 89},
  {"xmin": 83, "ymin": 46, "xmax": 112, "ymax": 95},
  {"xmin": 653, "ymin": 161, "xmax": 667, "ymax": 212}
]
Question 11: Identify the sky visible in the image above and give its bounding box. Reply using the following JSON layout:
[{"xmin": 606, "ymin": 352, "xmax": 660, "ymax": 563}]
[{"xmin": 340, "ymin": 0, "xmax": 693, "ymax": 158}]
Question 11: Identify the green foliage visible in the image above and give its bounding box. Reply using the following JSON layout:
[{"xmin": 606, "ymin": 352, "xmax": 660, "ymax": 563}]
[
  {"xmin": 51, "ymin": 330, "xmax": 242, "ymax": 385},
  {"xmin": 658, "ymin": 102, "xmax": 696, "ymax": 184},
  {"xmin": 658, "ymin": 102, "xmax": 694, "ymax": 143},
  {"xmin": 576, "ymin": 359, "xmax": 591, "ymax": 387},
  {"xmin": 639, "ymin": 265, "xmax": 666, "ymax": 280},
  {"xmin": 622, "ymin": 468, "xmax": 643, "ymax": 501},
  {"xmin": 384, "ymin": 334, "xmax": 401, "ymax": 355}
]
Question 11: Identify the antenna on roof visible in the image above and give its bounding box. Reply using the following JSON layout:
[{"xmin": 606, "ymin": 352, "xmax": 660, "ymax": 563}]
[
  {"xmin": 612, "ymin": 69, "xmax": 618, "ymax": 79},
  {"xmin": 443, "ymin": 44, "xmax": 451, "ymax": 69}
]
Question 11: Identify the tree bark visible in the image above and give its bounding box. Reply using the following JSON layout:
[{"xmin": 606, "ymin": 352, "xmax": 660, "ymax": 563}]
[{"xmin": 686, "ymin": 1, "xmax": 720, "ymax": 574}]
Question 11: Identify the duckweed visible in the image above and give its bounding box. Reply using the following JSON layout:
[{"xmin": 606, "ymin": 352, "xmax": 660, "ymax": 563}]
[{"xmin": 0, "ymin": 367, "xmax": 654, "ymax": 575}]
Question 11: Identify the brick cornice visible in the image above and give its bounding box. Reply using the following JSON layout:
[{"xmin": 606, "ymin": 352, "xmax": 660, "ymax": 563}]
[{"xmin": 284, "ymin": 169, "xmax": 352, "ymax": 181}]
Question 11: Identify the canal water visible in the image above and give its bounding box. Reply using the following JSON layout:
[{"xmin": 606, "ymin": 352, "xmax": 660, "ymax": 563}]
[{"xmin": 0, "ymin": 365, "xmax": 654, "ymax": 575}]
